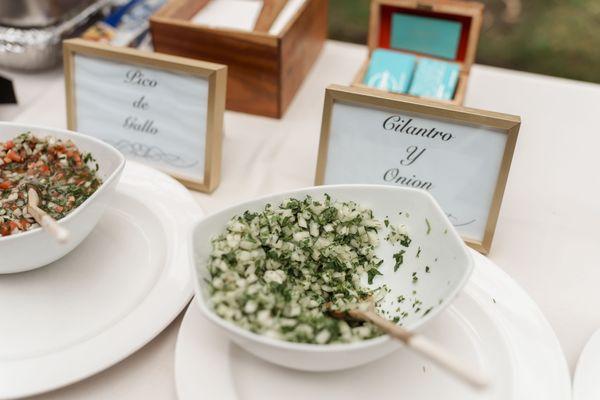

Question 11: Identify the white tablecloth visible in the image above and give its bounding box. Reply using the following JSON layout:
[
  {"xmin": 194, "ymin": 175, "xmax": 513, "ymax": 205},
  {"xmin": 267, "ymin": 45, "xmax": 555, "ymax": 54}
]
[{"xmin": 2, "ymin": 40, "xmax": 600, "ymax": 399}]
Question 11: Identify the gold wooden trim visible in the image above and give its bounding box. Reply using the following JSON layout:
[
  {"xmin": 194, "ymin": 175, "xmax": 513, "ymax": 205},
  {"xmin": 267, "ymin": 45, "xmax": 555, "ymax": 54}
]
[
  {"xmin": 315, "ymin": 84, "xmax": 520, "ymax": 254},
  {"xmin": 314, "ymin": 88, "xmax": 335, "ymax": 186},
  {"xmin": 351, "ymin": 58, "xmax": 370, "ymax": 87},
  {"xmin": 63, "ymin": 38, "xmax": 226, "ymax": 193},
  {"xmin": 63, "ymin": 43, "xmax": 77, "ymax": 132}
]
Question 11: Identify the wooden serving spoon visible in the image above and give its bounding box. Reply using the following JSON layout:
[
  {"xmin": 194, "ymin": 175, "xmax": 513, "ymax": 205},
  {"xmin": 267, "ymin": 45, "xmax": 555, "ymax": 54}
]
[
  {"xmin": 27, "ymin": 187, "xmax": 70, "ymax": 243},
  {"xmin": 327, "ymin": 301, "xmax": 489, "ymax": 390}
]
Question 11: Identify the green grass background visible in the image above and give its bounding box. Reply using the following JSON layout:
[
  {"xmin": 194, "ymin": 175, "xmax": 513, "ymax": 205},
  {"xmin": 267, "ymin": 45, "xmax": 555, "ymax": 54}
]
[{"xmin": 328, "ymin": 0, "xmax": 600, "ymax": 83}]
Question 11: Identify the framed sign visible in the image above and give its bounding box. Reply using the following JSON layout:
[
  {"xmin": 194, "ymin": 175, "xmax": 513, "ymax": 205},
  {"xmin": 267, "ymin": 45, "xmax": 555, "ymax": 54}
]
[
  {"xmin": 315, "ymin": 85, "xmax": 520, "ymax": 254},
  {"xmin": 63, "ymin": 38, "xmax": 227, "ymax": 192}
]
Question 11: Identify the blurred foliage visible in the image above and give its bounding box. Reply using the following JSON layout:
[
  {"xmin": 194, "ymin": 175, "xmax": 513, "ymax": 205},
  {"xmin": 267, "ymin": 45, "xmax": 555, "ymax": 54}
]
[{"xmin": 328, "ymin": 0, "xmax": 600, "ymax": 83}]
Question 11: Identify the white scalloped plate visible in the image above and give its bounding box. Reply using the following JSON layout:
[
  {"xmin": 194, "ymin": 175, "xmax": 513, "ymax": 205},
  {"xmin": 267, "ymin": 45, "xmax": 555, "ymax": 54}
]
[
  {"xmin": 0, "ymin": 161, "xmax": 202, "ymax": 399},
  {"xmin": 174, "ymin": 250, "xmax": 571, "ymax": 400}
]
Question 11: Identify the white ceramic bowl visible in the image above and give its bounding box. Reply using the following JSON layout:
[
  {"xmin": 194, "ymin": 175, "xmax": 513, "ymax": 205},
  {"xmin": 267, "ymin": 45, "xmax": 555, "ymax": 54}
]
[
  {"xmin": 0, "ymin": 122, "xmax": 125, "ymax": 273},
  {"xmin": 191, "ymin": 185, "xmax": 474, "ymax": 371}
]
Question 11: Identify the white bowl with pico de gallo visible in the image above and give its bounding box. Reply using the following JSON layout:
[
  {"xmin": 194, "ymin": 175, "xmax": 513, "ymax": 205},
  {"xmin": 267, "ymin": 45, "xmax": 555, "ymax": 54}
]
[{"xmin": 0, "ymin": 122, "xmax": 125, "ymax": 273}]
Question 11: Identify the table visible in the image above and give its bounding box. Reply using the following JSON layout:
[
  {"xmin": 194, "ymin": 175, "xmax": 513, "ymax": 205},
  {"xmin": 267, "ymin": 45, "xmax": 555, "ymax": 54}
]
[{"xmin": 2, "ymin": 40, "xmax": 599, "ymax": 399}]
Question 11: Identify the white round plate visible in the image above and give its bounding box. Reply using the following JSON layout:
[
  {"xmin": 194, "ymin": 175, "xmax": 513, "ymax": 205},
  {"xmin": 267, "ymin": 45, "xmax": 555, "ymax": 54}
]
[
  {"xmin": 573, "ymin": 329, "xmax": 600, "ymax": 400},
  {"xmin": 0, "ymin": 161, "xmax": 202, "ymax": 399},
  {"xmin": 174, "ymin": 250, "xmax": 571, "ymax": 400}
]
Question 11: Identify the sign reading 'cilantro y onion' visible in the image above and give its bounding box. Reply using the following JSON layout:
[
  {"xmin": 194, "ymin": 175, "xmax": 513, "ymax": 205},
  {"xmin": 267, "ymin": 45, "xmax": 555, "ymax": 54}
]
[
  {"xmin": 315, "ymin": 85, "xmax": 520, "ymax": 254},
  {"xmin": 63, "ymin": 39, "xmax": 227, "ymax": 192}
]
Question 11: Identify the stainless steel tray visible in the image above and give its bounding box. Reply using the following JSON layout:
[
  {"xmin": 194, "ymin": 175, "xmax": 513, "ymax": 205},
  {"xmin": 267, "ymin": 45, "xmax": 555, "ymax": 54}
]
[
  {"xmin": 0, "ymin": 0, "xmax": 98, "ymax": 28},
  {"xmin": 0, "ymin": 0, "xmax": 110, "ymax": 70}
]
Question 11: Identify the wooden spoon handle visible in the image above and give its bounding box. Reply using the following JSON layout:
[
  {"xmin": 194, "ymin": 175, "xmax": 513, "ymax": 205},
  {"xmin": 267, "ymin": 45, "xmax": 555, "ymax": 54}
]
[
  {"xmin": 407, "ymin": 334, "xmax": 489, "ymax": 389},
  {"xmin": 28, "ymin": 205, "xmax": 70, "ymax": 244},
  {"xmin": 354, "ymin": 309, "xmax": 489, "ymax": 390}
]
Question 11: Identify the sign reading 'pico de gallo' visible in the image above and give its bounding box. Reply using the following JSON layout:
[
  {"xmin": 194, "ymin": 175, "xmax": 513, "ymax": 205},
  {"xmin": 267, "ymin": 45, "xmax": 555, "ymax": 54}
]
[{"xmin": 63, "ymin": 39, "xmax": 227, "ymax": 192}]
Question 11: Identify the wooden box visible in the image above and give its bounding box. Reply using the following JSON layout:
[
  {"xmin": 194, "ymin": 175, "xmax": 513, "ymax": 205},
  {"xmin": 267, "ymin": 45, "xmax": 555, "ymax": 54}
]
[
  {"xmin": 353, "ymin": 0, "xmax": 484, "ymax": 105},
  {"xmin": 150, "ymin": 0, "xmax": 327, "ymax": 118}
]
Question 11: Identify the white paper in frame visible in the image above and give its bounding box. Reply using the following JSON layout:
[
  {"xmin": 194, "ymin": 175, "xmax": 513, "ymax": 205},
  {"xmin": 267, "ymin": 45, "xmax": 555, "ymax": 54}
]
[
  {"xmin": 315, "ymin": 85, "xmax": 520, "ymax": 254},
  {"xmin": 63, "ymin": 39, "xmax": 227, "ymax": 192}
]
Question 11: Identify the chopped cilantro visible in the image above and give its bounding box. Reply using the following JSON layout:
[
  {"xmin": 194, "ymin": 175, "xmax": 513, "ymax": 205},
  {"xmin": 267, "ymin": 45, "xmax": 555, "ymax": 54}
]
[{"xmin": 393, "ymin": 250, "xmax": 405, "ymax": 272}]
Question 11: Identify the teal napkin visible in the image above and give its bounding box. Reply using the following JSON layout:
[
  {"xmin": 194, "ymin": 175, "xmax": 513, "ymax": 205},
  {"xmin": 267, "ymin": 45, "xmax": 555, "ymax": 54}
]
[
  {"xmin": 408, "ymin": 58, "xmax": 460, "ymax": 100},
  {"xmin": 363, "ymin": 49, "xmax": 416, "ymax": 93},
  {"xmin": 391, "ymin": 13, "xmax": 462, "ymax": 60}
]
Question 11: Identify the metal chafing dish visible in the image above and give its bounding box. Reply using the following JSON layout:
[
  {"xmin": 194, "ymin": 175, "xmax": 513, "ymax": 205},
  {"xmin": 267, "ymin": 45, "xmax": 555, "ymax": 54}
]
[
  {"xmin": 0, "ymin": 0, "xmax": 111, "ymax": 70},
  {"xmin": 0, "ymin": 0, "xmax": 99, "ymax": 28}
]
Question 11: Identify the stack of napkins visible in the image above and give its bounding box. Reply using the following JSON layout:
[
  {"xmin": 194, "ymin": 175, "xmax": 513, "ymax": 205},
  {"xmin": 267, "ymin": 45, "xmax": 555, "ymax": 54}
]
[
  {"xmin": 408, "ymin": 58, "xmax": 459, "ymax": 100},
  {"xmin": 190, "ymin": 0, "xmax": 305, "ymax": 34},
  {"xmin": 363, "ymin": 49, "xmax": 416, "ymax": 93},
  {"xmin": 191, "ymin": 0, "xmax": 264, "ymax": 31},
  {"xmin": 363, "ymin": 49, "xmax": 460, "ymax": 101}
]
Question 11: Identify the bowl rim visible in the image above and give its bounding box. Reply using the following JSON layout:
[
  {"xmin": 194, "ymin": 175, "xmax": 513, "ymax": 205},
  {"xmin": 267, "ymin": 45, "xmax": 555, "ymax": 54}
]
[
  {"xmin": 190, "ymin": 184, "xmax": 474, "ymax": 353},
  {"xmin": 0, "ymin": 121, "xmax": 126, "ymax": 243}
]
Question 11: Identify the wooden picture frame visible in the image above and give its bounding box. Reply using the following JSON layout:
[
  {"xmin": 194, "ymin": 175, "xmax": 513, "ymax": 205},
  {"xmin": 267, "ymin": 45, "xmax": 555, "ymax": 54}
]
[
  {"xmin": 63, "ymin": 38, "xmax": 227, "ymax": 192},
  {"xmin": 315, "ymin": 84, "xmax": 520, "ymax": 254}
]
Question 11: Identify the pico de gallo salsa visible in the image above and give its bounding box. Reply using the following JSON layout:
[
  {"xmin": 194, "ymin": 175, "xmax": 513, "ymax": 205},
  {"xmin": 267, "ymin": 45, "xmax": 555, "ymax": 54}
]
[{"xmin": 0, "ymin": 133, "xmax": 101, "ymax": 237}]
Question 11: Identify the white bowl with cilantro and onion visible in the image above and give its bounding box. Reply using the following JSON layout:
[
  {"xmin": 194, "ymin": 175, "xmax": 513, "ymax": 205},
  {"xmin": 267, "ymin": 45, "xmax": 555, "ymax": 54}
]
[
  {"xmin": 191, "ymin": 185, "xmax": 473, "ymax": 371},
  {"xmin": 0, "ymin": 122, "xmax": 125, "ymax": 273}
]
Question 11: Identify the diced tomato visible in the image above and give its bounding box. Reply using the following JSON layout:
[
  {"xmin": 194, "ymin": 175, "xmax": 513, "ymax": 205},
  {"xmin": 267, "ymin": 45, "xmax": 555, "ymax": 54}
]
[
  {"xmin": 65, "ymin": 150, "xmax": 82, "ymax": 165},
  {"xmin": 0, "ymin": 223, "xmax": 10, "ymax": 236},
  {"xmin": 4, "ymin": 140, "xmax": 14, "ymax": 150},
  {"xmin": 0, "ymin": 181, "xmax": 11, "ymax": 190},
  {"xmin": 54, "ymin": 205, "xmax": 64, "ymax": 213},
  {"xmin": 3, "ymin": 156, "xmax": 11, "ymax": 164},
  {"xmin": 8, "ymin": 221, "xmax": 19, "ymax": 231},
  {"xmin": 6, "ymin": 150, "xmax": 21, "ymax": 162}
]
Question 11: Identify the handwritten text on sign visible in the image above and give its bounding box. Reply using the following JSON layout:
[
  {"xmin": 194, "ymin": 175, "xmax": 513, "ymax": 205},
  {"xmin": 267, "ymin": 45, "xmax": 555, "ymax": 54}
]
[
  {"xmin": 74, "ymin": 54, "xmax": 208, "ymax": 180},
  {"xmin": 324, "ymin": 102, "xmax": 508, "ymax": 242}
]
